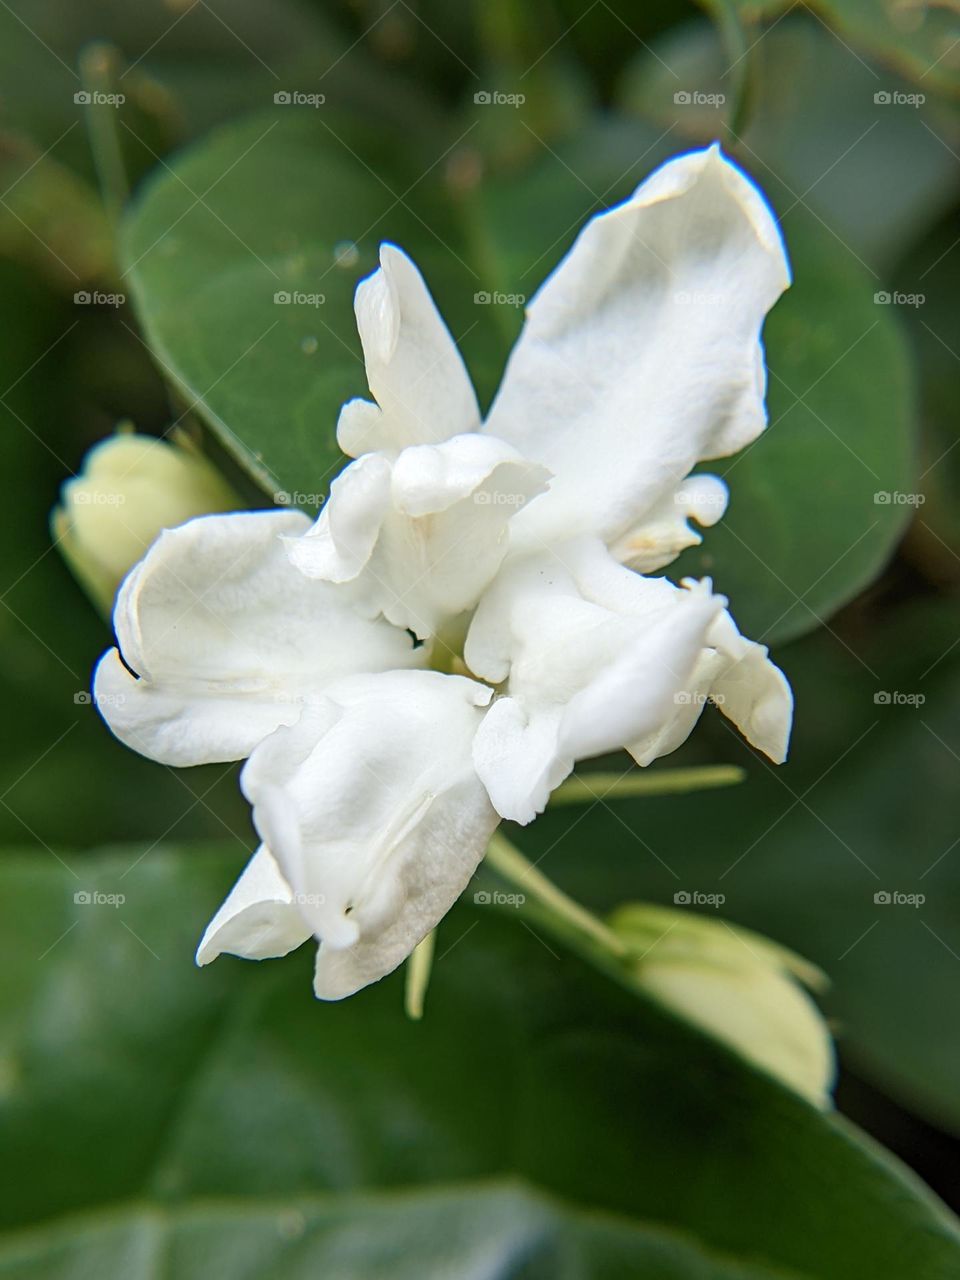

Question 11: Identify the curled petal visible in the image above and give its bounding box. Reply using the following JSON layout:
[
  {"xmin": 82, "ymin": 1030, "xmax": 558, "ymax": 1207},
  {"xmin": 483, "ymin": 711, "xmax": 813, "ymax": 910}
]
[
  {"xmin": 196, "ymin": 846, "xmax": 311, "ymax": 965},
  {"xmin": 483, "ymin": 144, "xmax": 790, "ymax": 558},
  {"xmin": 337, "ymin": 244, "xmax": 480, "ymax": 457},
  {"xmin": 289, "ymin": 435, "xmax": 549, "ymax": 639},
  {"xmin": 610, "ymin": 473, "xmax": 729, "ymax": 574},
  {"xmin": 95, "ymin": 510, "xmax": 420, "ymax": 767},
  {"xmin": 240, "ymin": 670, "xmax": 499, "ymax": 1000}
]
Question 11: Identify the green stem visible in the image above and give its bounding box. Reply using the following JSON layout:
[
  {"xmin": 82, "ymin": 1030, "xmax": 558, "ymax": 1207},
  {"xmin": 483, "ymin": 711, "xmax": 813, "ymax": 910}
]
[
  {"xmin": 485, "ymin": 832, "xmax": 628, "ymax": 957},
  {"xmin": 548, "ymin": 765, "xmax": 744, "ymax": 806},
  {"xmin": 78, "ymin": 43, "xmax": 129, "ymax": 229},
  {"xmin": 404, "ymin": 929, "xmax": 436, "ymax": 1020}
]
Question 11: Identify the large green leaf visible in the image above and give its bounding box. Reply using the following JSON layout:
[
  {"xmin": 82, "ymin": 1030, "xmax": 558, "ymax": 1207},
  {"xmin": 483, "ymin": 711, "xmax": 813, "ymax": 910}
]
[
  {"xmin": 122, "ymin": 109, "xmax": 915, "ymax": 640},
  {"xmin": 0, "ymin": 1185, "xmax": 814, "ymax": 1280},
  {"xmin": 0, "ymin": 843, "xmax": 958, "ymax": 1277}
]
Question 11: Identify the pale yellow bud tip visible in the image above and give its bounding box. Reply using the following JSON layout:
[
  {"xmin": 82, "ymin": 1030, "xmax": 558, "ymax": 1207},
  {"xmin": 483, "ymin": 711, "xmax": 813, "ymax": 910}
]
[
  {"xmin": 52, "ymin": 430, "xmax": 240, "ymax": 616},
  {"xmin": 610, "ymin": 904, "xmax": 836, "ymax": 1108}
]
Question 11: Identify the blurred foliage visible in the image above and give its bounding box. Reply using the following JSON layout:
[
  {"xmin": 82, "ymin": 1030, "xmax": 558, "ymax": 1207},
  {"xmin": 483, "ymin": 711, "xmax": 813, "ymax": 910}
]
[
  {"xmin": 1, "ymin": 846, "xmax": 959, "ymax": 1276},
  {"xmin": 0, "ymin": 0, "xmax": 958, "ymax": 1271}
]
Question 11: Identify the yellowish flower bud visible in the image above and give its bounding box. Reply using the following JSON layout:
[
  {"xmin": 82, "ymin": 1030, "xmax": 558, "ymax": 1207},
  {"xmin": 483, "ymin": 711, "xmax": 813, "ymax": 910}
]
[
  {"xmin": 52, "ymin": 430, "xmax": 240, "ymax": 615},
  {"xmin": 610, "ymin": 904, "xmax": 835, "ymax": 1107}
]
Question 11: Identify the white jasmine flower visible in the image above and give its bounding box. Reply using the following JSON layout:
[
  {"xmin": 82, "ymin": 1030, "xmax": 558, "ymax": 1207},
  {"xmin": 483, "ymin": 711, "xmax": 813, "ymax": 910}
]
[{"xmin": 95, "ymin": 144, "xmax": 794, "ymax": 999}]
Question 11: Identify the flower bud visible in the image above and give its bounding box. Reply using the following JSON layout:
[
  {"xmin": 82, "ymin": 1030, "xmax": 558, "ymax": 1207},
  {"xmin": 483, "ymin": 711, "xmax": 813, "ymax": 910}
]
[
  {"xmin": 610, "ymin": 904, "xmax": 835, "ymax": 1107},
  {"xmin": 52, "ymin": 430, "xmax": 240, "ymax": 614}
]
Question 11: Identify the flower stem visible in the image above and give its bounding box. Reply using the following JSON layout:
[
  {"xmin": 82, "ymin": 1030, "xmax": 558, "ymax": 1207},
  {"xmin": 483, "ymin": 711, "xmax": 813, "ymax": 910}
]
[
  {"xmin": 404, "ymin": 929, "xmax": 436, "ymax": 1020},
  {"xmin": 484, "ymin": 831, "xmax": 628, "ymax": 957},
  {"xmin": 548, "ymin": 764, "xmax": 744, "ymax": 806}
]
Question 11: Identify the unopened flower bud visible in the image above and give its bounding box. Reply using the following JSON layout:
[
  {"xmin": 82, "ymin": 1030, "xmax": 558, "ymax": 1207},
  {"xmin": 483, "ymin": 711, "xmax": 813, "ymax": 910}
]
[
  {"xmin": 610, "ymin": 903, "xmax": 835, "ymax": 1107},
  {"xmin": 52, "ymin": 430, "xmax": 240, "ymax": 614}
]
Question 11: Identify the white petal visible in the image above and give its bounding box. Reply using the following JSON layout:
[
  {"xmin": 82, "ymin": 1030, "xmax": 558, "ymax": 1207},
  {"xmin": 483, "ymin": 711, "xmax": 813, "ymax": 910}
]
[
  {"xmin": 483, "ymin": 145, "xmax": 790, "ymax": 555},
  {"xmin": 95, "ymin": 510, "xmax": 421, "ymax": 767},
  {"xmin": 289, "ymin": 435, "xmax": 549, "ymax": 639},
  {"xmin": 285, "ymin": 452, "xmax": 392, "ymax": 584},
  {"xmin": 336, "ymin": 244, "xmax": 480, "ymax": 456},
  {"xmin": 627, "ymin": 600, "xmax": 793, "ymax": 767},
  {"xmin": 196, "ymin": 845, "xmax": 312, "ymax": 965},
  {"xmin": 610, "ymin": 473, "xmax": 729, "ymax": 573},
  {"xmin": 702, "ymin": 608, "xmax": 793, "ymax": 763},
  {"xmin": 240, "ymin": 670, "xmax": 499, "ymax": 999},
  {"xmin": 467, "ymin": 544, "xmax": 725, "ymax": 823}
]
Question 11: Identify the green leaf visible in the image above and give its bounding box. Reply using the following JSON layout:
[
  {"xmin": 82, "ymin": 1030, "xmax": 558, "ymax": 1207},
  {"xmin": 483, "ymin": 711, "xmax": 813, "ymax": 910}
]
[
  {"xmin": 704, "ymin": 0, "xmax": 960, "ymax": 96},
  {"xmin": 671, "ymin": 207, "xmax": 914, "ymax": 643},
  {"xmin": 121, "ymin": 111, "xmax": 496, "ymax": 503},
  {"xmin": 0, "ymin": 843, "xmax": 959, "ymax": 1277},
  {"xmin": 619, "ymin": 18, "xmax": 959, "ymax": 272},
  {"xmin": 0, "ymin": 1185, "xmax": 814, "ymax": 1280},
  {"xmin": 122, "ymin": 108, "xmax": 915, "ymax": 641}
]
